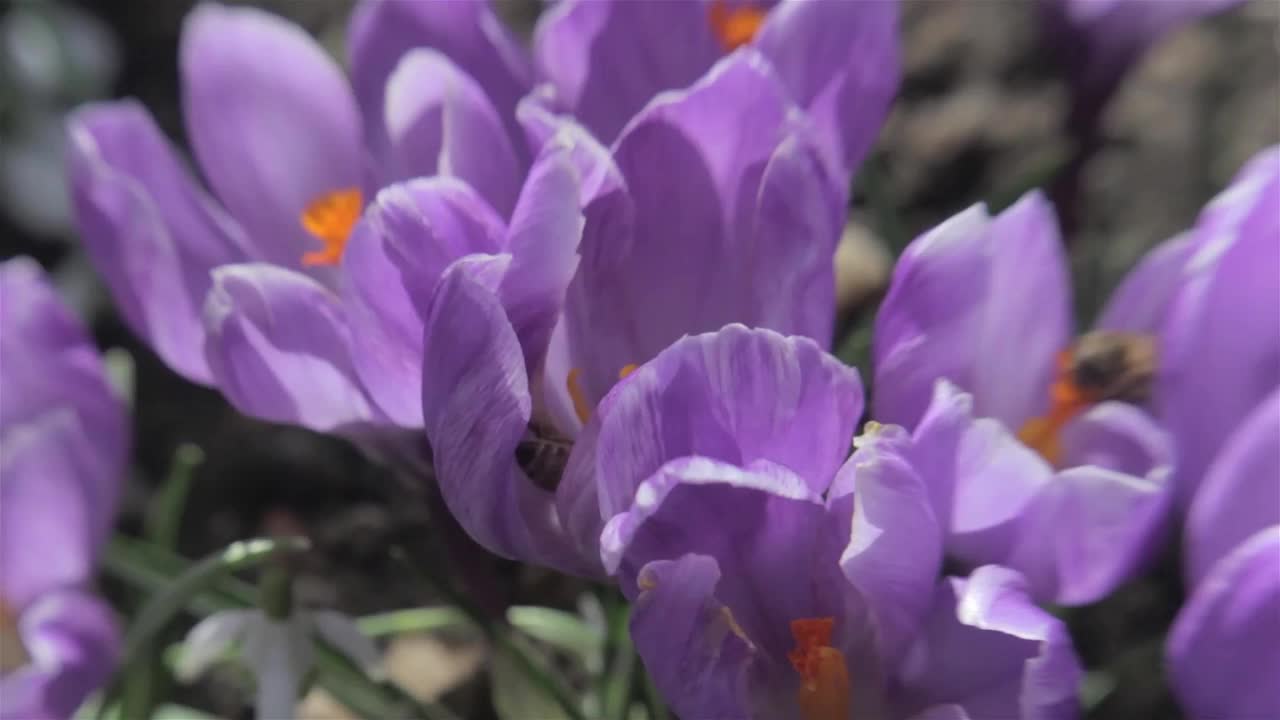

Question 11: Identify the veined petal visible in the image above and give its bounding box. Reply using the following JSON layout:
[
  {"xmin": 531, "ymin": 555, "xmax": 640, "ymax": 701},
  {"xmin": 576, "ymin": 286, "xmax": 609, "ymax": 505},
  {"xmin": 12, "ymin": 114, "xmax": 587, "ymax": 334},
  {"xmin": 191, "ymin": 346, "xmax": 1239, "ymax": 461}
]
[
  {"xmin": 180, "ymin": 3, "xmax": 361, "ymax": 274},
  {"xmin": 875, "ymin": 193, "xmax": 1071, "ymax": 431},
  {"xmin": 343, "ymin": 178, "xmax": 505, "ymax": 427},
  {"xmin": 1095, "ymin": 232, "xmax": 1195, "ymax": 335},
  {"xmin": 203, "ymin": 264, "xmax": 375, "ymax": 432},
  {"xmin": 381, "ymin": 49, "xmax": 522, "ymax": 217},
  {"xmin": 66, "ymin": 101, "xmax": 250, "ymax": 383},
  {"xmin": 1167, "ymin": 527, "xmax": 1280, "ymax": 720},
  {"xmin": 0, "ymin": 590, "xmax": 120, "ymax": 720},
  {"xmin": 891, "ymin": 567, "xmax": 1081, "ymax": 720},
  {"xmin": 1184, "ymin": 388, "xmax": 1280, "ymax": 588}
]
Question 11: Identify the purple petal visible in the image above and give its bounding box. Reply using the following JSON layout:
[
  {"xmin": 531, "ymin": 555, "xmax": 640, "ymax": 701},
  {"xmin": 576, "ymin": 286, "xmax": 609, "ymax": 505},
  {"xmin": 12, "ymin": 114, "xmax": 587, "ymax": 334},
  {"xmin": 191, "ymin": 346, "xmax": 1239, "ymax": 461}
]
[
  {"xmin": 875, "ymin": 193, "xmax": 1071, "ymax": 430},
  {"xmin": 343, "ymin": 178, "xmax": 505, "ymax": 427},
  {"xmin": 891, "ymin": 567, "xmax": 1081, "ymax": 720},
  {"xmin": 910, "ymin": 382, "xmax": 1055, "ymax": 567},
  {"xmin": 1095, "ymin": 233, "xmax": 1194, "ymax": 334},
  {"xmin": 348, "ymin": 0, "xmax": 531, "ymax": 152},
  {"xmin": 180, "ymin": 4, "xmax": 361, "ymax": 273},
  {"xmin": 1162, "ymin": 146, "xmax": 1280, "ymax": 510},
  {"xmin": 1167, "ymin": 527, "xmax": 1280, "ymax": 720},
  {"xmin": 0, "ymin": 590, "xmax": 120, "ymax": 720},
  {"xmin": 601, "ymin": 456, "xmax": 845, "ymax": 662},
  {"xmin": 381, "ymin": 49, "xmax": 522, "ymax": 217},
  {"xmin": 1184, "ymin": 388, "xmax": 1280, "ymax": 587},
  {"xmin": 65, "ymin": 101, "xmax": 251, "ymax": 384},
  {"xmin": 421, "ymin": 265, "xmax": 598, "ymax": 576},
  {"xmin": 203, "ymin": 264, "xmax": 375, "ymax": 432},
  {"xmin": 755, "ymin": 0, "xmax": 900, "ymax": 174},
  {"xmin": 628, "ymin": 555, "xmax": 754, "ymax": 720},
  {"xmin": 532, "ymin": 0, "xmax": 720, "ymax": 143},
  {"xmin": 561, "ymin": 326, "xmax": 862, "ymax": 556},
  {"xmin": 834, "ymin": 442, "xmax": 943, "ymax": 666},
  {"xmin": 498, "ymin": 143, "xmax": 584, "ymax": 369}
]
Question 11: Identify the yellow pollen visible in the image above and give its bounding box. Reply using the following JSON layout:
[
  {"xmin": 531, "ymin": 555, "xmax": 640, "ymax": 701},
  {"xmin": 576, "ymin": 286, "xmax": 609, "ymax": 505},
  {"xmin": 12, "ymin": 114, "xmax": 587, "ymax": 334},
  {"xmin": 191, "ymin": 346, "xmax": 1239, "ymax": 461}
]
[
  {"xmin": 708, "ymin": 0, "xmax": 767, "ymax": 52},
  {"xmin": 618, "ymin": 364, "xmax": 638, "ymax": 380},
  {"xmin": 300, "ymin": 188, "xmax": 363, "ymax": 267},
  {"xmin": 1017, "ymin": 350, "xmax": 1098, "ymax": 466},
  {"xmin": 567, "ymin": 368, "xmax": 593, "ymax": 425},
  {"xmin": 788, "ymin": 618, "xmax": 851, "ymax": 720}
]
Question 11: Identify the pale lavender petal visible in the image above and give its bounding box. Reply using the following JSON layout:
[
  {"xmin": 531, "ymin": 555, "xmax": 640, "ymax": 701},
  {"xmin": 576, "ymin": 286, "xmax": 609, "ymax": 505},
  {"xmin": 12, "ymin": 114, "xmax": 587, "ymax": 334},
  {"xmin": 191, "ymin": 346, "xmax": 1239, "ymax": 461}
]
[
  {"xmin": 755, "ymin": 0, "xmax": 900, "ymax": 173},
  {"xmin": 875, "ymin": 193, "xmax": 1071, "ymax": 430},
  {"xmin": 180, "ymin": 4, "xmax": 361, "ymax": 274},
  {"xmin": 532, "ymin": 0, "xmax": 720, "ymax": 143},
  {"xmin": 66, "ymin": 101, "xmax": 251, "ymax": 383},
  {"xmin": 601, "ymin": 456, "xmax": 844, "ymax": 662},
  {"xmin": 348, "ymin": 0, "xmax": 531, "ymax": 150},
  {"xmin": 629, "ymin": 555, "xmax": 753, "ymax": 720},
  {"xmin": 343, "ymin": 178, "xmax": 505, "ymax": 427},
  {"xmin": 176, "ymin": 609, "xmax": 253, "ymax": 681},
  {"xmin": 421, "ymin": 265, "xmax": 598, "ymax": 576},
  {"xmin": 203, "ymin": 264, "xmax": 375, "ymax": 432},
  {"xmin": 1184, "ymin": 388, "xmax": 1280, "ymax": 587},
  {"xmin": 1167, "ymin": 527, "xmax": 1280, "ymax": 720},
  {"xmin": 1095, "ymin": 232, "xmax": 1194, "ymax": 334},
  {"xmin": 311, "ymin": 610, "xmax": 382, "ymax": 678},
  {"xmin": 1162, "ymin": 146, "xmax": 1280, "ymax": 510},
  {"xmin": 892, "ymin": 567, "xmax": 1081, "ymax": 720},
  {"xmin": 381, "ymin": 49, "xmax": 521, "ymax": 217},
  {"xmin": 0, "ymin": 590, "xmax": 120, "ymax": 720}
]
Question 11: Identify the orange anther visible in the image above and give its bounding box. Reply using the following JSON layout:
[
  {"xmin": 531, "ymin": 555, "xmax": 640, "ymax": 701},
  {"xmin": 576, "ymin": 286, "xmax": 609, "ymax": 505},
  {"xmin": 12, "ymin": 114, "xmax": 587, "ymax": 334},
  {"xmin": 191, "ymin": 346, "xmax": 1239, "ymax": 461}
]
[
  {"xmin": 708, "ymin": 0, "xmax": 767, "ymax": 52},
  {"xmin": 300, "ymin": 188, "xmax": 363, "ymax": 267}
]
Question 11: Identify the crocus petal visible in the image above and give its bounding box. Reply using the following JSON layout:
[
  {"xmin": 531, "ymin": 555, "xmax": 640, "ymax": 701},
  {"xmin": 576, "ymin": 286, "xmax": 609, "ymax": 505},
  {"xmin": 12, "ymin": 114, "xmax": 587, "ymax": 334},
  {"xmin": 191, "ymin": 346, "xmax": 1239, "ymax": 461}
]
[
  {"xmin": 1162, "ymin": 146, "xmax": 1280, "ymax": 510},
  {"xmin": 1167, "ymin": 527, "xmax": 1280, "ymax": 720},
  {"xmin": 1184, "ymin": 388, "xmax": 1280, "ymax": 587},
  {"xmin": 532, "ymin": 0, "xmax": 720, "ymax": 144},
  {"xmin": 65, "ymin": 101, "xmax": 251, "ymax": 383},
  {"xmin": 562, "ymin": 326, "xmax": 862, "ymax": 562},
  {"xmin": 0, "ymin": 413, "xmax": 99, "ymax": 609},
  {"xmin": 311, "ymin": 610, "xmax": 382, "ymax": 679},
  {"xmin": 0, "ymin": 590, "xmax": 119, "ymax": 720},
  {"xmin": 421, "ymin": 265, "xmax": 597, "ymax": 576},
  {"xmin": 754, "ymin": 0, "xmax": 900, "ymax": 174},
  {"xmin": 176, "ymin": 609, "xmax": 253, "ymax": 681},
  {"xmin": 629, "ymin": 555, "xmax": 754, "ymax": 720},
  {"xmin": 348, "ymin": 0, "xmax": 531, "ymax": 151},
  {"xmin": 1094, "ymin": 232, "xmax": 1195, "ymax": 334},
  {"xmin": 875, "ymin": 193, "xmax": 1071, "ymax": 430},
  {"xmin": 566, "ymin": 50, "xmax": 841, "ymax": 404},
  {"xmin": 833, "ymin": 441, "xmax": 943, "ymax": 666},
  {"xmin": 381, "ymin": 49, "xmax": 522, "ymax": 217},
  {"xmin": 203, "ymin": 264, "xmax": 375, "ymax": 432},
  {"xmin": 892, "ymin": 567, "xmax": 1081, "ymax": 720},
  {"xmin": 910, "ymin": 382, "xmax": 1055, "ymax": 567},
  {"xmin": 343, "ymin": 178, "xmax": 505, "ymax": 427},
  {"xmin": 180, "ymin": 4, "xmax": 361, "ymax": 272},
  {"xmin": 602, "ymin": 456, "xmax": 845, "ymax": 662},
  {"xmin": 498, "ymin": 142, "xmax": 584, "ymax": 369}
]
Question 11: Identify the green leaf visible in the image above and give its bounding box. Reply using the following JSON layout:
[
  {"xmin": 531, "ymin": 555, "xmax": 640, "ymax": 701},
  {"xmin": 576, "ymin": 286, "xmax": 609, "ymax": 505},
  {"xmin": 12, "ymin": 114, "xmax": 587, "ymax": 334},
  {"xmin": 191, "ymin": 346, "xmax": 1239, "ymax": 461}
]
[
  {"xmin": 145, "ymin": 443, "xmax": 204, "ymax": 551},
  {"xmin": 490, "ymin": 646, "xmax": 573, "ymax": 720},
  {"xmin": 508, "ymin": 606, "xmax": 604, "ymax": 667}
]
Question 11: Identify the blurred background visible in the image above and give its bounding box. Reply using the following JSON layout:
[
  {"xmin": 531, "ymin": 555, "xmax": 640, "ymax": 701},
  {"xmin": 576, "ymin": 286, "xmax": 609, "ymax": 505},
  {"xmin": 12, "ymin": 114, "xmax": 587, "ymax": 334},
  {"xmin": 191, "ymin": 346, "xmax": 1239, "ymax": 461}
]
[{"xmin": 1, "ymin": 0, "xmax": 1277, "ymax": 718}]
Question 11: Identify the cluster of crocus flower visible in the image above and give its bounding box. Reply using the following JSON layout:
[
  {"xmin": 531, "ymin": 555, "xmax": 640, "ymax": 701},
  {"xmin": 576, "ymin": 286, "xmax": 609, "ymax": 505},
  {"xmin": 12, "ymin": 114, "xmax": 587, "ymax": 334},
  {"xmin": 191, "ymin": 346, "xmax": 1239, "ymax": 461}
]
[{"xmin": 0, "ymin": 259, "xmax": 125, "ymax": 719}]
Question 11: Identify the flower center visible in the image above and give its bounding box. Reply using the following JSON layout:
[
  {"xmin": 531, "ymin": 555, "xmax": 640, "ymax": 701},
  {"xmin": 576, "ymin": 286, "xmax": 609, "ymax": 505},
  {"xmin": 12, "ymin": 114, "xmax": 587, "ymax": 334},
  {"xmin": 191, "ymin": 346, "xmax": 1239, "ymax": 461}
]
[
  {"xmin": 708, "ymin": 0, "xmax": 767, "ymax": 51},
  {"xmin": 788, "ymin": 617, "xmax": 850, "ymax": 720},
  {"xmin": 1017, "ymin": 330, "xmax": 1157, "ymax": 466},
  {"xmin": 0, "ymin": 598, "xmax": 30, "ymax": 674},
  {"xmin": 566, "ymin": 364, "xmax": 638, "ymax": 424},
  {"xmin": 300, "ymin": 188, "xmax": 363, "ymax": 267}
]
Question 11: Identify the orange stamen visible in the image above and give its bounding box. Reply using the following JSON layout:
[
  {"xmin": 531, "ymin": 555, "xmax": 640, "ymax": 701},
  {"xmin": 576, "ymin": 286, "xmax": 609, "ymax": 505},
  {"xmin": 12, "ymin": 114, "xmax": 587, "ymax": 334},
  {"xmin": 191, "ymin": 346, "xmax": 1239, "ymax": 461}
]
[
  {"xmin": 1, "ymin": 597, "xmax": 30, "ymax": 673},
  {"xmin": 708, "ymin": 0, "xmax": 767, "ymax": 52},
  {"xmin": 567, "ymin": 368, "xmax": 593, "ymax": 425},
  {"xmin": 300, "ymin": 188, "xmax": 363, "ymax": 267},
  {"xmin": 1017, "ymin": 350, "xmax": 1099, "ymax": 466},
  {"xmin": 788, "ymin": 617, "xmax": 851, "ymax": 720},
  {"xmin": 618, "ymin": 364, "xmax": 638, "ymax": 380}
]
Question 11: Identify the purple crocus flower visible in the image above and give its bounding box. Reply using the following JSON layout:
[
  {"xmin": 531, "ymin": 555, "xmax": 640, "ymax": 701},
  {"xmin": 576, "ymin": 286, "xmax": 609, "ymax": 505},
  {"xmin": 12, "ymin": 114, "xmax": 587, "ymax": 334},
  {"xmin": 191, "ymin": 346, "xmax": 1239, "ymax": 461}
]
[
  {"xmin": 1039, "ymin": 0, "xmax": 1247, "ymax": 128},
  {"xmin": 583, "ymin": 326, "xmax": 1082, "ymax": 719},
  {"xmin": 421, "ymin": 50, "xmax": 847, "ymax": 575},
  {"xmin": 1167, "ymin": 388, "xmax": 1280, "ymax": 719},
  {"xmin": 65, "ymin": 2, "xmax": 551, "ymax": 444},
  {"xmin": 534, "ymin": 0, "xmax": 899, "ymax": 176},
  {"xmin": 0, "ymin": 258, "xmax": 125, "ymax": 720}
]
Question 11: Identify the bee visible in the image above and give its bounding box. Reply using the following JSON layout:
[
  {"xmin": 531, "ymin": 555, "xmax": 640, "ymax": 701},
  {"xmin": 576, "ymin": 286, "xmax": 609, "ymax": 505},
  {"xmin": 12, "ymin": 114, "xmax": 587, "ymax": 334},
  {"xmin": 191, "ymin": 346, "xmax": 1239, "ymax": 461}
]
[
  {"xmin": 515, "ymin": 423, "xmax": 574, "ymax": 492},
  {"xmin": 1066, "ymin": 330, "xmax": 1157, "ymax": 405}
]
